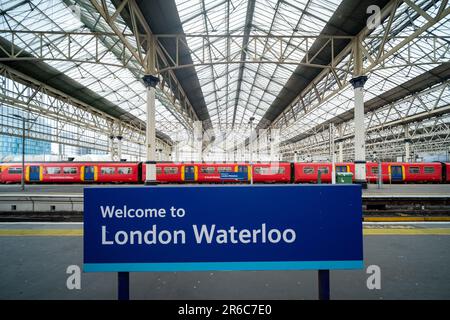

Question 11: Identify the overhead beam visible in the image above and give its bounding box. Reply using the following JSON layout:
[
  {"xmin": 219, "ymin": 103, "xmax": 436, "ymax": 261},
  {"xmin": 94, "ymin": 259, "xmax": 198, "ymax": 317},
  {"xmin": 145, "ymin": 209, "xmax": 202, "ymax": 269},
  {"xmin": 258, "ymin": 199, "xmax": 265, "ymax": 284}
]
[{"xmin": 231, "ymin": 0, "xmax": 256, "ymax": 127}]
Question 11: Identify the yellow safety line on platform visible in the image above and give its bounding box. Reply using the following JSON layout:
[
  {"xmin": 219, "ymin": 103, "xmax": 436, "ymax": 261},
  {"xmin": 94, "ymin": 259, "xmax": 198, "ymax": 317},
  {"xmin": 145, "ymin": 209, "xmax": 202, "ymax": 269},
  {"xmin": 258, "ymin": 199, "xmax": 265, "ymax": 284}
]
[
  {"xmin": 0, "ymin": 229, "xmax": 83, "ymax": 236},
  {"xmin": 0, "ymin": 228, "xmax": 450, "ymax": 236},
  {"xmin": 363, "ymin": 228, "xmax": 450, "ymax": 235},
  {"xmin": 364, "ymin": 216, "xmax": 450, "ymax": 222}
]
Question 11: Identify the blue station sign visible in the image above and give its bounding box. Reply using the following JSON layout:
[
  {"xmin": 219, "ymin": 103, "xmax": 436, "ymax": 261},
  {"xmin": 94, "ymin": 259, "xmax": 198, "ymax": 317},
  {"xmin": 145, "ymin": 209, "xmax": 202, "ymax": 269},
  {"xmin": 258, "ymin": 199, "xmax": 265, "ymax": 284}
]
[
  {"xmin": 83, "ymin": 185, "xmax": 363, "ymax": 272},
  {"xmin": 219, "ymin": 171, "xmax": 247, "ymax": 180}
]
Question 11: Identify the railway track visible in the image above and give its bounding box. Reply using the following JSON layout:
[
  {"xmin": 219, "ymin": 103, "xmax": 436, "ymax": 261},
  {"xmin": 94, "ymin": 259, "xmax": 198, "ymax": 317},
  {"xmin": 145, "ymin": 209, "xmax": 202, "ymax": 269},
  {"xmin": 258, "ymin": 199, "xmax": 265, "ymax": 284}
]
[{"xmin": 0, "ymin": 193, "xmax": 449, "ymax": 222}]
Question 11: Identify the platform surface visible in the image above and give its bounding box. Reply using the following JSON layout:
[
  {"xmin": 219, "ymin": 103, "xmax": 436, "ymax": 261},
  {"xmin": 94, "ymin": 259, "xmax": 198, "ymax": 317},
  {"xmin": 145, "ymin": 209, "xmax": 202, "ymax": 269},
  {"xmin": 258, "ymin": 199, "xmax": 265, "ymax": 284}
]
[{"xmin": 0, "ymin": 222, "xmax": 449, "ymax": 299}]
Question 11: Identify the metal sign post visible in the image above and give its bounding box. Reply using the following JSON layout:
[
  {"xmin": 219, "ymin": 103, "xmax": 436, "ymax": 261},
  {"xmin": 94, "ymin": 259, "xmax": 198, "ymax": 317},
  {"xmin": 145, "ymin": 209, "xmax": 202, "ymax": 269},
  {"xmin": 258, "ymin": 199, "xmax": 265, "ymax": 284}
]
[
  {"xmin": 318, "ymin": 270, "xmax": 330, "ymax": 300},
  {"xmin": 118, "ymin": 272, "xmax": 129, "ymax": 300}
]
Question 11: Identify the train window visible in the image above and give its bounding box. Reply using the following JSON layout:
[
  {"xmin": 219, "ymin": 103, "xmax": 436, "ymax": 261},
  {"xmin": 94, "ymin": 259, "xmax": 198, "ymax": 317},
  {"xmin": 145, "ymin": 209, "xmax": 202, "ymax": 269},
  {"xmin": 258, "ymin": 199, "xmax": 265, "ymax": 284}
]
[
  {"xmin": 46, "ymin": 167, "xmax": 61, "ymax": 174},
  {"xmin": 101, "ymin": 167, "xmax": 115, "ymax": 174},
  {"xmin": 336, "ymin": 166, "xmax": 347, "ymax": 172},
  {"xmin": 371, "ymin": 167, "xmax": 379, "ymax": 174},
  {"xmin": 424, "ymin": 167, "xmax": 435, "ymax": 174},
  {"xmin": 254, "ymin": 167, "xmax": 263, "ymax": 174},
  {"xmin": 318, "ymin": 167, "xmax": 329, "ymax": 174},
  {"xmin": 409, "ymin": 167, "xmax": 420, "ymax": 174},
  {"xmin": 8, "ymin": 167, "xmax": 22, "ymax": 174},
  {"xmin": 217, "ymin": 167, "xmax": 232, "ymax": 172},
  {"xmin": 156, "ymin": 167, "xmax": 162, "ymax": 174},
  {"xmin": 254, "ymin": 167, "xmax": 284, "ymax": 174},
  {"xmin": 164, "ymin": 167, "xmax": 178, "ymax": 174},
  {"xmin": 201, "ymin": 167, "xmax": 215, "ymax": 174},
  {"xmin": 118, "ymin": 167, "xmax": 132, "ymax": 174},
  {"xmin": 303, "ymin": 167, "xmax": 314, "ymax": 174},
  {"xmin": 64, "ymin": 167, "xmax": 77, "ymax": 174}
]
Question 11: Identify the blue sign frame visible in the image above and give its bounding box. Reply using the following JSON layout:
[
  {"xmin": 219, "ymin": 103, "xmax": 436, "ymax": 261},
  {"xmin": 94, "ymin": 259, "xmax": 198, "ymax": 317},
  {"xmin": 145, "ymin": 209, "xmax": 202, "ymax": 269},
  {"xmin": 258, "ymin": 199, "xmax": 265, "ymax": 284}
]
[{"xmin": 84, "ymin": 185, "xmax": 363, "ymax": 272}]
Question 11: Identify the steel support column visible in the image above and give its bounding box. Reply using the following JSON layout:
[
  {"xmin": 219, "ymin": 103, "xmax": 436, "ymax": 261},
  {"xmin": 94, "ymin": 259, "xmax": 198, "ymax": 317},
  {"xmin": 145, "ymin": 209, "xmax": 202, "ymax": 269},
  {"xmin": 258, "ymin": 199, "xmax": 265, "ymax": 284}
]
[
  {"xmin": 194, "ymin": 121, "xmax": 203, "ymax": 162},
  {"xmin": 350, "ymin": 35, "xmax": 367, "ymax": 188},
  {"xmin": 116, "ymin": 135, "xmax": 123, "ymax": 161},
  {"xmin": 405, "ymin": 141, "xmax": 411, "ymax": 162},
  {"xmin": 329, "ymin": 124, "xmax": 336, "ymax": 184},
  {"xmin": 143, "ymin": 74, "xmax": 160, "ymax": 185},
  {"xmin": 249, "ymin": 117, "xmax": 255, "ymax": 184},
  {"xmin": 404, "ymin": 124, "xmax": 411, "ymax": 162},
  {"xmin": 338, "ymin": 143, "xmax": 343, "ymax": 162},
  {"xmin": 349, "ymin": 75, "xmax": 368, "ymax": 188}
]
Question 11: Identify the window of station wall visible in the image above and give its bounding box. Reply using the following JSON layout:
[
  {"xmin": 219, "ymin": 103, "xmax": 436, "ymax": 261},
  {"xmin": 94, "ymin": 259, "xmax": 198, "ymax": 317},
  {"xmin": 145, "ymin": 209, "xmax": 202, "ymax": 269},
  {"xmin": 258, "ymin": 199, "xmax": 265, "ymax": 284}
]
[
  {"xmin": 101, "ymin": 167, "xmax": 115, "ymax": 174},
  {"xmin": 201, "ymin": 167, "xmax": 215, "ymax": 174},
  {"xmin": 217, "ymin": 167, "xmax": 232, "ymax": 172},
  {"xmin": 164, "ymin": 167, "xmax": 178, "ymax": 174},
  {"xmin": 64, "ymin": 167, "xmax": 77, "ymax": 174},
  {"xmin": 409, "ymin": 167, "xmax": 420, "ymax": 174},
  {"xmin": 118, "ymin": 167, "xmax": 132, "ymax": 174},
  {"xmin": 424, "ymin": 167, "xmax": 435, "ymax": 174},
  {"xmin": 303, "ymin": 167, "xmax": 314, "ymax": 174},
  {"xmin": 8, "ymin": 167, "xmax": 22, "ymax": 174},
  {"xmin": 46, "ymin": 167, "xmax": 61, "ymax": 174}
]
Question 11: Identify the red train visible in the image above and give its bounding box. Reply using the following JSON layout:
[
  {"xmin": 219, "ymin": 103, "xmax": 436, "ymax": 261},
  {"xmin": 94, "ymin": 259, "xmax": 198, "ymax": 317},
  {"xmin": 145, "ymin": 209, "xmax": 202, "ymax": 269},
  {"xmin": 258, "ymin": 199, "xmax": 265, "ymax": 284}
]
[{"xmin": 0, "ymin": 161, "xmax": 449, "ymax": 184}]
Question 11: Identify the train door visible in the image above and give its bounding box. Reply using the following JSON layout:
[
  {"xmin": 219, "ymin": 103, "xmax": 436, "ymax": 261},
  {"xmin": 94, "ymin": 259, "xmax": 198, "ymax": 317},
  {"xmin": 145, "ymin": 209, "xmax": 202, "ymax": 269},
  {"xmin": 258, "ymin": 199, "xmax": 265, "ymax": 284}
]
[
  {"xmin": 237, "ymin": 165, "xmax": 248, "ymax": 173},
  {"xmin": 84, "ymin": 166, "xmax": 95, "ymax": 181},
  {"xmin": 184, "ymin": 166, "xmax": 195, "ymax": 182},
  {"xmin": 390, "ymin": 165, "xmax": 404, "ymax": 182},
  {"xmin": 29, "ymin": 166, "xmax": 41, "ymax": 182},
  {"xmin": 237, "ymin": 165, "xmax": 249, "ymax": 182}
]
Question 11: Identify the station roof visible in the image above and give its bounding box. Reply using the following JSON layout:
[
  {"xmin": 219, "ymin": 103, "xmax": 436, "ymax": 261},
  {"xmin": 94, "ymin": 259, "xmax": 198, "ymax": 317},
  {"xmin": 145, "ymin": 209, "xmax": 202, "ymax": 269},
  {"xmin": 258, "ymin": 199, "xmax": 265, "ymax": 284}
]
[{"xmin": 1, "ymin": 0, "xmax": 449, "ymax": 153}]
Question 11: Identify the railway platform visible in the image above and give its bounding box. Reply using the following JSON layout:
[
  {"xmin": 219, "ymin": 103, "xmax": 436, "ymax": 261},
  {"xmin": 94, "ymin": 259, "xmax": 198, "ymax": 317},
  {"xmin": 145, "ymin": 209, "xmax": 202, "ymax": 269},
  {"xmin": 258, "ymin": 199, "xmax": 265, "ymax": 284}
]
[
  {"xmin": 0, "ymin": 221, "xmax": 449, "ymax": 299},
  {"xmin": 0, "ymin": 184, "xmax": 448, "ymax": 221}
]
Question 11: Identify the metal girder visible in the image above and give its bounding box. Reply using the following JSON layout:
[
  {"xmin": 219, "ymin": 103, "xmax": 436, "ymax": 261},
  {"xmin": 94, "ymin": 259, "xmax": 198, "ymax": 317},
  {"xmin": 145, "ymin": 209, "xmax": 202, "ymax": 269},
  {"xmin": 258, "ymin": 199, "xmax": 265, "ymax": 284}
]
[
  {"xmin": 281, "ymin": 80, "xmax": 450, "ymax": 161},
  {"xmin": 154, "ymin": 34, "xmax": 353, "ymax": 73},
  {"xmin": 0, "ymin": 29, "xmax": 144, "ymax": 70},
  {"xmin": 0, "ymin": 63, "xmax": 171, "ymax": 158},
  {"xmin": 284, "ymin": 124, "xmax": 450, "ymax": 161},
  {"xmin": 5, "ymin": 27, "xmax": 446, "ymax": 76}
]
